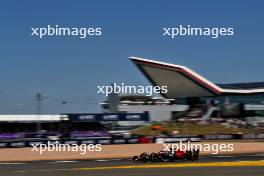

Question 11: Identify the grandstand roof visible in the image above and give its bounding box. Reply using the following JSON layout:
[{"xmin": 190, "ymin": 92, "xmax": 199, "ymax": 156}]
[{"xmin": 130, "ymin": 57, "xmax": 264, "ymax": 98}]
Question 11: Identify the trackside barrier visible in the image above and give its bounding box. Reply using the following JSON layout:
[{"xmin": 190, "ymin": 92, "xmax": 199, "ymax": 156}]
[
  {"xmin": 0, "ymin": 138, "xmax": 142, "ymax": 148},
  {"xmin": 0, "ymin": 134, "xmax": 263, "ymax": 148}
]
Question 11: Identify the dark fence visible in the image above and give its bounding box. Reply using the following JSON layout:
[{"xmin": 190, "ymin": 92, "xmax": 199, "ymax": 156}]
[{"xmin": 0, "ymin": 134, "xmax": 263, "ymax": 148}]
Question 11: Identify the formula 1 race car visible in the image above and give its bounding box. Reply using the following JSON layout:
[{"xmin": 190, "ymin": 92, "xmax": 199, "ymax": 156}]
[{"xmin": 132, "ymin": 149, "xmax": 199, "ymax": 163}]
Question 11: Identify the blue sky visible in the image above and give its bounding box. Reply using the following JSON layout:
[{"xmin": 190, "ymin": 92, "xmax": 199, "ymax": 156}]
[{"xmin": 0, "ymin": 0, "xmax": 263, "ymax": 114}]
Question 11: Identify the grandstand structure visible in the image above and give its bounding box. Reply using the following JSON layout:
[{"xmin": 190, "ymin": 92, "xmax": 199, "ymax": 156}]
[
  {"xmin": 123, "ymin": 57, "xmax": 264, "ymax": 123},
  {"xmin": 130, "ymin": 57, "xmax": 264, "ymax": 99}
]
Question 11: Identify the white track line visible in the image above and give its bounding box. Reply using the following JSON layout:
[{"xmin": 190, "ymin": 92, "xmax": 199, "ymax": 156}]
[
  {"xmin": 95, "ymin": 159, "xmax": 109, "ymax": 162},
  {"xmin": 110, "ymin": 158, "xmax": 123, "ymax": 161},
  {"xmin": 215, "ymin": 155, "xmax": 236, "ymax": 158},
  {"xmin": 50, "ymin": 160, "xmax": 78, "ymax": 163}
]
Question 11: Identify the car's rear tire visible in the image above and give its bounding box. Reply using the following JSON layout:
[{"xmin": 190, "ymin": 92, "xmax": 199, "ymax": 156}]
[
  {"xmin": 192, "ymin": 152, "xmax": 199, "ymax": 161},
  {"xmin": 186, "ymin": 150, "xmax": 199, "ymax": 161},
  {"xmin": 150, "ymin": 153, "xmax": 159, "ymax": 162}
]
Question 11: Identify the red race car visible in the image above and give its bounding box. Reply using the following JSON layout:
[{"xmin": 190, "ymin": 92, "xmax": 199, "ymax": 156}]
[{"xmin": 133, "ymin": 149, "xmax": 199, "ymax": 162}]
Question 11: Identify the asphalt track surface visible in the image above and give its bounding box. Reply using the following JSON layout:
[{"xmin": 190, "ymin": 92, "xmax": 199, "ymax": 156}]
[{"xmin": 1, "ymin": 154, "xmax": 263, "ymax": 176}]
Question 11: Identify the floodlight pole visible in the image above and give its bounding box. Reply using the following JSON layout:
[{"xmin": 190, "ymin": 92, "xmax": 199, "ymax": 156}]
[{"xmin": 36, "ymin": 93, "xmax": 43, "ymax": 132}]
